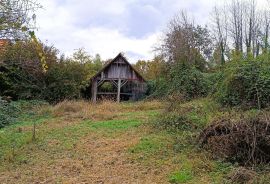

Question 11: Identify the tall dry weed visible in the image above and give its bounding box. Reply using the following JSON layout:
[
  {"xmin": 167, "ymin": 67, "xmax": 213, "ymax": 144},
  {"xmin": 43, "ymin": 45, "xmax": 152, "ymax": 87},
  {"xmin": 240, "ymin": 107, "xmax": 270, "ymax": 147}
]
[{"xmin": 50, "ymin": 100, "xmax": 163, "ymax": 121}]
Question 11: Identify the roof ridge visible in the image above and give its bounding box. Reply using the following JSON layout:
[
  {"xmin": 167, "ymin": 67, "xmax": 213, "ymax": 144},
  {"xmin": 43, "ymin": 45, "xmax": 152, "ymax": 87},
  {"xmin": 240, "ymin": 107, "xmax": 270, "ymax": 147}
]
[{"xmin": 91, "ymin": 53, "xmax": 146, "ymax": 82}]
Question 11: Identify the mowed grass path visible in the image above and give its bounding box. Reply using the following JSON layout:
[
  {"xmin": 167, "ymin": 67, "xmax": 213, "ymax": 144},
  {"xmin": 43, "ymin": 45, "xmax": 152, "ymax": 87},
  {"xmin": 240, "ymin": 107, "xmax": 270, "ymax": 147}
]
[{"xmin": 0, "ymin": 100, "xmax": 232, "ymax": 184}]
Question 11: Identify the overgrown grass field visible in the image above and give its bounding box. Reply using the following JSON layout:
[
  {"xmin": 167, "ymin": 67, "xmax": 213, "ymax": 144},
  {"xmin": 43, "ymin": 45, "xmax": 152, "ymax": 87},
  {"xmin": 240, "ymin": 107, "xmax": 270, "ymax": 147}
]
[{"xmin": 0, "ymin": 100, "xmax": 269, "ymax": 183}]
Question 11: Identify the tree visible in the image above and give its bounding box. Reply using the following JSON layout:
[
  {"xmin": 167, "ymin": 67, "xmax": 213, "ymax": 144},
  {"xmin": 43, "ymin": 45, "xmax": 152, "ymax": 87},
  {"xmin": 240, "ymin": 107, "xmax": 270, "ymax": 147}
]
[
  {"xmin": 0, "ymin": 40, "xmax": 56, "ymax": 99},
  {"xmin": 160, "ymin": 11, "xmax": 213, "ymax": 71},
  {"xmin": 134, "ymin": 56, "xmax": 166, "ymax": 80},
  {"xmin": 72, "ymin": 48, "xmax": 92, "ymax": 64},
  {"xmin": 262, "ymin": 10, "xmax": 270, "ymax": 54},
  {"xmin": 0, "ymin": 0, "xmax": 40, "ymax": 39},
  {"xmin": 212, "ymin": 5, "xmax": 228, "ymax": 65},
  {"xmin": 212, "ymin": 0, "xmax": 270, "ymax": 60}
]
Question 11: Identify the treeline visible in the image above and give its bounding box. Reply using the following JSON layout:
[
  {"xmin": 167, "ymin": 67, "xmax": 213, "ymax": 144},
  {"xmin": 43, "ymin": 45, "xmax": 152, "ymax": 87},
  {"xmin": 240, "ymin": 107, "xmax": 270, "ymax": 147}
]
[
  {"xmin": 133, "ymin": 0, "xmax": 270, "ymax": 109},
  {"xmin": 144, "ymin": 0, "xmax": 270, "ymax": 168},
  {"xmin": 2, "ymin": 0, "xmax": 270, "ymax": 109},
  {"xmin": 0, "ymin": 0, "xmax": 104, "ymax": 102},
  {"xmin": 0, "ymin": 42, "xmax": 103, "ymax": 102}
]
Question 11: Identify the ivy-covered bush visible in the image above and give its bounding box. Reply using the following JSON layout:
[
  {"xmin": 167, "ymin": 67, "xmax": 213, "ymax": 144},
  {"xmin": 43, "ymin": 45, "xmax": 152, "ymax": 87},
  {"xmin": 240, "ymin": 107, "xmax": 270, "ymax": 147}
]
[
  {"xmin": 146, "ymin": 78, "xmax": 168, "ymax": 98},
  {"xmin": 215, "ymin": 59, "xmax": 270, "ymax": 108},
  {"xmin": 205, "ymin": 71, "xmax": 224, "ymax": 95},
  {"xmin": 168, "ymin": 64, "xmax": 210, "ymax": 100},
  {"xmin": 0, "ymin": 97, "xmax": 21, "ymax": 128}
]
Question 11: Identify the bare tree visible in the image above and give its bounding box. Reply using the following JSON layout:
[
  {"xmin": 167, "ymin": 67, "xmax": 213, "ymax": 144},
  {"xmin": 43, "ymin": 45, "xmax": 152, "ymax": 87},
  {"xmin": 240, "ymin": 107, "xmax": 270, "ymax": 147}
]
[
  {"xmin": 212, "ymin": 5, "xmax": 228, "ymax": 65},
  {"xmin": 229, "ymin": 0, "xmax": 245, "ymax": 53},
  {"xmin": 212, "ymin": 0, "xmax": 270, "ymax": 59},
  {"xmin": 261, "ymin": 10, "xmax": 270, "ymax": 53},
  {"xmin": 0, "ymin": 0, "xmax": 40, "ymax": 39}
]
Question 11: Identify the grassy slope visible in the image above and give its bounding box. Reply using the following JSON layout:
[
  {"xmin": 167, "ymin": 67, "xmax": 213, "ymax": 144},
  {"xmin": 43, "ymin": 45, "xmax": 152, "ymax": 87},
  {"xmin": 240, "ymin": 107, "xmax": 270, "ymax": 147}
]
[{"xmin": 0, "ymin": 99, "xmax": 269, "ymax": 183}]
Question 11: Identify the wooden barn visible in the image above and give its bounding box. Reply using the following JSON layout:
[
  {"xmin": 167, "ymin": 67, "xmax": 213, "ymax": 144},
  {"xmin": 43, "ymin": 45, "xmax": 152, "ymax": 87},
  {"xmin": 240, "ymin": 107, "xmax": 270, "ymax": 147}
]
[{"xmin": 91, "ymin": 53, "xmax": 147, "ymax": 102}]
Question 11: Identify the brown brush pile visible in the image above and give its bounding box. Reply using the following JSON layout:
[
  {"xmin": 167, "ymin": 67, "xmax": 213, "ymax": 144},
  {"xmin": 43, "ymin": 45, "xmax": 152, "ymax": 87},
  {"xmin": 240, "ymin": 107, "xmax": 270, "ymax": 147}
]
[
  {"xmin": 199, "ymin": 113, "xmax": 270, "ymax": 166},
  {"xmin": 227, "ymin": 167, "xmax": 257, "ymax": 184}
]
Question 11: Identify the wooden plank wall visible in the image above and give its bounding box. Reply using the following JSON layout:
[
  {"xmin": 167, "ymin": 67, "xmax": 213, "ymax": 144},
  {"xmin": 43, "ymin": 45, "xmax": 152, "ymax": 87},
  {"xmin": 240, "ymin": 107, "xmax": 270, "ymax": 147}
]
[{"xmin": 101, "ymin": 58, "xmax": 139, "ymax": 80}]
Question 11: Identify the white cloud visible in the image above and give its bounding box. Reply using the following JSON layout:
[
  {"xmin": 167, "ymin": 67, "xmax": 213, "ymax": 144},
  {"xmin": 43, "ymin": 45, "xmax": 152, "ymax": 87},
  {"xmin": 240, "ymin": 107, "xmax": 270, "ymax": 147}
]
[
  {"xmin": 35, "ymin": 0, "xmax": 162, "ymax": 62},
  {"xmin": 35, "ymin": 0, "xmax": 270, "ymax": 63},
  {"xmin": 71, "ymin": 27, "xmax": 160, "ymax": 62}
]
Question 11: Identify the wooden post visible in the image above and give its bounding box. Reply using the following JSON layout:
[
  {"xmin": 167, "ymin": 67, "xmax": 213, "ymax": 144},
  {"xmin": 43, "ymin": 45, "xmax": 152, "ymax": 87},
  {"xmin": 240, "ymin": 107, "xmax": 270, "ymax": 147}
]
[
  {"xmin": 117, "ymin": 79, "xmax": 121, "ymax": 102},
  {"xmin": 91, "ymin": 79, "xmax": 97, "ymax": 103},
  {"xmin": 32, "ymin": 122, "xmax": 36, "ymax": 141}
]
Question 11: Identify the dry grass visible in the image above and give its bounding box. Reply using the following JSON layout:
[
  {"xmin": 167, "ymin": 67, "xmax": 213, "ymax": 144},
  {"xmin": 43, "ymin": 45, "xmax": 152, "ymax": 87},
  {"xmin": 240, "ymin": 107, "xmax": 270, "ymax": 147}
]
[
  {"xmin": 51, "ymin": 100, "xmax": 163, "ymax": 121},
  {"xmin": 52, "ymin": 100, "xmax": 119, "ymax": 121},
  {"xmin": 227, "ymin": 167, "xmax": 257, "ymax": 184},
  {"xmin": 130, "ymin": 100, "xmax": 165, "ymax": 111}
]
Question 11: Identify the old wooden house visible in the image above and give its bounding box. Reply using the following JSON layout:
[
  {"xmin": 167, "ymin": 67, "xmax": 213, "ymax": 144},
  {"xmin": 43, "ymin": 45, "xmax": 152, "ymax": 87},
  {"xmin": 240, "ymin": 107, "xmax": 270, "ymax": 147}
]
[{"xmin": 91, "ymin": 53, "xmax": 147, "ymax": 102}]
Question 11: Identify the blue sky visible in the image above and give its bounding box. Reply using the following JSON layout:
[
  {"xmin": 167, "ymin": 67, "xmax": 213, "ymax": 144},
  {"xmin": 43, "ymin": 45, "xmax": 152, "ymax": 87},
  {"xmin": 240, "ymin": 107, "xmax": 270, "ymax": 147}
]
[{"xmin": 35, "ymin": 0, "xmax": 268, "ymax": 62}]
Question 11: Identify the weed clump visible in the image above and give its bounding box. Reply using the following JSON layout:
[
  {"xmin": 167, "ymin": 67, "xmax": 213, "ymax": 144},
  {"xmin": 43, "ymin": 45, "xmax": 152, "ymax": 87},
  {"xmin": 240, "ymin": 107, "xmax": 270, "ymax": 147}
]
[
  {"xmin": 154, "ymin": 113, "xmax": 198, "ymax": 131},
  {"xmin": 199, "ymin": 113, "xmax": 270, "ymax": 166}
]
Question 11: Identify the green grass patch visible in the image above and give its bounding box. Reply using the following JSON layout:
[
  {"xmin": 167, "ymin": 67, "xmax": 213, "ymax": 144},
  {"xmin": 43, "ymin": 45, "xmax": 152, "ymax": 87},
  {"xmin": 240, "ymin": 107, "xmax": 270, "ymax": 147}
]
[
  {"xmin": 89, "ymin": 119, "xmax": 142, "ymax": 130},
  {"xmin": 129, "ymin": 132, "xmax": 174, "ymax": 165},
  {"xmin": 1, "ymin": 99, "xmax": 260, "ymax": 183},
  {"xmin": 209, "ymin": 161, "xmax": 234, "ymax": 183},
  {"xmin": 44, "ymin": 122, "xmax": 90, "ymax": 149},
  {"xmin": 42, "ymin": 119, "xmax": 143, "ymax": 151},
  {"xmin": 121, "ymin": 110, "xmax": 160, "ymax": 117},
  {"xmin": 169, "ymin": 170, "xmax": 194, "ymax": 183},
  {"xmin": 168, "ymin": 153, "xmax": 232, "ymax": 184},
  {"xmin": 0, "ymin": 116, "xmax": 53, "ymax": 162},
  {"xmin": 129, "ymin": 136, "xmax": 163, "ymax": 154}
]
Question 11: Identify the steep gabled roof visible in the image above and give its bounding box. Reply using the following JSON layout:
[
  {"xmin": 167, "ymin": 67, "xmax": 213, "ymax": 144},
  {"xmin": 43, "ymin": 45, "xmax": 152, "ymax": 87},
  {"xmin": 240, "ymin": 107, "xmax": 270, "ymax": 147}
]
[{"xmin": 91, "ymin": 53, "xmax": 146, "ymax": 82}]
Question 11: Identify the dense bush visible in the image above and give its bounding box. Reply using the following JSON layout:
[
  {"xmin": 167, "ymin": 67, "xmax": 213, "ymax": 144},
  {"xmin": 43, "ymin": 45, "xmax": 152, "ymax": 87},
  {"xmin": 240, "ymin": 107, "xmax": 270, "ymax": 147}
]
[
  {"xmin": 43, "ymin": 61, "xmax": 90, "ymax": 102},
  {"xmin": 215, "ymin": 59, "xmax": 270, "ymax": 108},
  {"xmin": 146, "ymin": 78, "xmax": 168, "ymax": 98},
  {"xmin": 204, "ymin": 71, "xmax": 224, "ymax": 95},
  {"xmin": 0, "ymin": 41, "xmax": 102, "ymax": 103},
  {"xmin": 146, "ymin": 62, "xmax": 210, "ymax": 100},
  {"xmin": 0, "ymin": 97, "xmax": 21, "ymax": 128},
  {"xmin": 168, "ymin": 64, "xmax": 210, "ymax": 100},
  {"xmin": 0, "ymin": 97, "xmax": 48, "ymax": 128}
]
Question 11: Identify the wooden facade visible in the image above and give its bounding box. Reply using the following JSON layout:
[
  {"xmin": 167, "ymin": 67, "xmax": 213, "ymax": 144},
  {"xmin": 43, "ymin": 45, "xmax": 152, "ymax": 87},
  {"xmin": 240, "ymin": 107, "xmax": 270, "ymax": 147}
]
[{"xmin": 91, "ymin": 53, "xmax": 146, "ymax": 102}]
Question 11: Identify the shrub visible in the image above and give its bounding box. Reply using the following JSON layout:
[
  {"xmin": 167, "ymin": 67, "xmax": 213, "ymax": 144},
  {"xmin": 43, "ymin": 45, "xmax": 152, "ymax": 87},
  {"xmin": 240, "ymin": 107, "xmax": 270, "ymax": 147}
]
[
  {"xmin": 0, "ymin": 98, "xmax": 48, "ymax": 128},
  {"xmin": 215, "ymin": 59, "xmax": 270, "ymax": 108},
  {"xmin": 205, "ymin": 71, "xmax": 224, "ymax": 95},
  {"xmin": 154, "ymin": 112, "xmax": 198, "ymax": 131},
  {"xmin": 43, "ymin": 61, "xmax": 91, "ymax": 102},
  {"xmin": 0, "ymin": 97, "xmax": 21, "ymax": 128},
  {"xmin": 168, "ymin": 64, "xmax": 210, "ymax": 100},
  {"xmin": 148, "ymin": 63, "xmax": 210, "ymax": 100},
  {"xmin": 146, "ymin": 78, "xmax": 169, "ymax": 98},
  {"xmin": 199, "ymin": 112, "xmax": 270, "ymax": 166}
]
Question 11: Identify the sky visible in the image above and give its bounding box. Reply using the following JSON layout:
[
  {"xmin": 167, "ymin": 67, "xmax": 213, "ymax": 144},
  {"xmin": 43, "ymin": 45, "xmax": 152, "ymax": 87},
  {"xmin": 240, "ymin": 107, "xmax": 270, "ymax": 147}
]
[{"xmin": 35, "ymin": 0, "xmax": 268, "ymax": 63}]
